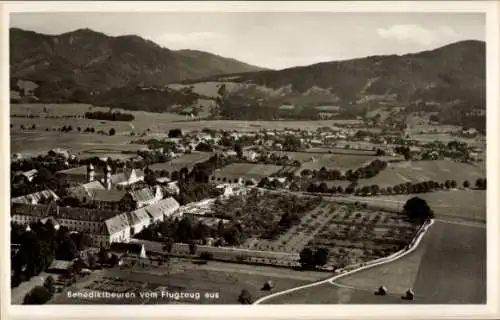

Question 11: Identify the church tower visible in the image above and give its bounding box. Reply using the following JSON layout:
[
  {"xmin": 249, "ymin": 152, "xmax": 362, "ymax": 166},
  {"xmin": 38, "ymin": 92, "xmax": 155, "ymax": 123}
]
[
  {"xmin": 87, "ymin": 163, "xmax": 95, "ymax": 182},
  {"xmin": 103, "ymin": 164, "xmax": 112, "ymax": 190}
]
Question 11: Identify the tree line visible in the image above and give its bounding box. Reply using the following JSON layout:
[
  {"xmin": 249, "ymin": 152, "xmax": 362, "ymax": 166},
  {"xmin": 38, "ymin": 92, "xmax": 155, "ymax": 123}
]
[{"xmin": 84, "ymin": 111, "xmax": 135, "ymax": 122}]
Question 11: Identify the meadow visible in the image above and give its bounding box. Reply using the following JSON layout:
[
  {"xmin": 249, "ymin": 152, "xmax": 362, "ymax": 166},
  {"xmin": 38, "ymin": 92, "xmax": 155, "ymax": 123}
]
[
  {"xmin": 335, "ymin": 190, "xmax": 486, "ymax": 223},
  {"xmin": 262, "ymin": 221, "xmax": 485, "ymax": 304},
  {"xmin": 50, "ymin": 258, "xmax": 324, "ymax": 305},
  {"xmin": 211, "ymin": 163, "xmax": 288, "ymax": 182},
  {"xmin": 359, "ymin": 160, "xmax": 486, "ymax": 188},
  {"xmin": 299, "ymin": 154, "xmax": 378, "ymax": 171},
  {"xmin": 148, "ymin": 152, "xmax": 214, "ymax": 172},
  {"xmin": 11, "ymin": 103, "xmax": 366, "ymax": 156}
]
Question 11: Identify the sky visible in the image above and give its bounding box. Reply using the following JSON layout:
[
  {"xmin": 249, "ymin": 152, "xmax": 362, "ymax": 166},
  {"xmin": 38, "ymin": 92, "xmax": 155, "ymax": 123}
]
[{"xmin": 10, "ymin": 12, "xmax": 485, "ymax": 70}]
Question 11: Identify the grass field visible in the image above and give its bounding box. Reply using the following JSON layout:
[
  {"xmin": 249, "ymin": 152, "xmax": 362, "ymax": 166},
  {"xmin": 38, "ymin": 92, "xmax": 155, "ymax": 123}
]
[
  {"xmin": 149, "ymin": 152, "xmax": 214, "ymax": 172},
  {"xmin": 50, "ymin": 258, "xmax": 325, "ymax": 304},
  {"xmin": 211, "ymin": 163, "xmax": 286, "ymax": 181},
  {"xmin": 300, "ymin": 154, "xmax": 378, "ymax": 171},
  {"xmin": 262, "ymin": 221, "xmax": 486, "ymax": 304},
  {"xmin": 11, "ymin": 103, "xmax": 367, "ymax": 156},
  {"xmin": 361, "ymin": 160, "xmax": 486, "ymax": 187},
  {"xmin": 343, "ymin": 190, "xmax": 486, "ymax": 222}
]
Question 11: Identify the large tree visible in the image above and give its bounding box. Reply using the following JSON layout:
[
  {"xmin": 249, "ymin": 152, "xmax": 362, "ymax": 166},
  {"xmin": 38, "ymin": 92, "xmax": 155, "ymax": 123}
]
[{"xmin": 403, "ymin": 197, "xmax": 434, "ymax": 224}]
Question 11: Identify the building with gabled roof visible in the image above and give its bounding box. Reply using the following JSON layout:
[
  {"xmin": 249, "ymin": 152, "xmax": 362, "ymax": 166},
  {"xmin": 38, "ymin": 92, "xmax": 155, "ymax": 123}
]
[
  {"xmin": 127, "ymin": 208, "xmax": 151, "ymax": 235},
  {"xmin": 145, "ymin": 197, "xmax": 180, "ymax": 222},
  {"xmin": 111, "ymin": 168, "xmax": 144, "ymax": 188},
  {"xmin": 66, "ymin": 181, "xmax": 105, "ymax": 202},
  {"xmin": 13, "ymin": 169, "xmax": 38, "ymax": 185},
  {"xmin": 10, "ymin": 203, "xmax": 132, "ymax": 248},
  {"xmin": 128, "ymin": 185, "xmax": 163, "ymax": 208},
  {"xmin": 11, "ymin": 189, "xmax": 60, "ymax": 205}
]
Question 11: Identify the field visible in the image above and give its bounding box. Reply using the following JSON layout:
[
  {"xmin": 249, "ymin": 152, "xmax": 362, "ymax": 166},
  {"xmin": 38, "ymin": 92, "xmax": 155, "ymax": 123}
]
[
  {"xmin": 300, "ymin": 154, "xmax": 378, "ymax": 171},
  {"xmin": 307, "ymin": 146, "xmax": 378, "ymax": 155},
  {"xmin": 305, "ymin": 206, "xmax": 418, "ymax": 267},
  {"xmin": 49, "ymin": 258, "xmax": 326, "ymax": 304},
  {"xmin": 262, "ymin": 221, "xmax": 486, "ymax": 304},
  {"xmin": 360, "ymin": 160, "xmax": 486, "ymax": 188},
  {"xmin": 211, "ymin": 163, "xmax": 289, "ymax": 182},
  {"xmin": 340, "ymin": 190, "xmax": 486, "ymax": 222},
  {"xmin": 240, "ymin": 200, "xmax": 418, "ymax": 270},
  {"xmin": 12, "ymin": 103, "xmax": 362, "ymax": 131},
  {"xmin": 11, "ymin": 130, "xmax": 148, "ymax": 157},
  {"xmin": 149, "ymin": 152, "xmax": 213, "ymax": 172}
]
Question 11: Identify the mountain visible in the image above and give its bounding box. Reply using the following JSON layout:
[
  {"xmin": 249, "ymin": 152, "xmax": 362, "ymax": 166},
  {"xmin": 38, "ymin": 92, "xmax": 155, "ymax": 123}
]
[
  {"xmin": 10, "ymin": 29, "xmax": 485, "ymax": 130},
  {"xmin": 190, "ymin": 40, "xmax": 485, "ymax": 106},
  {"xmin": 9, "ymin": 28, "xmax": 266, "ymax": 90}
]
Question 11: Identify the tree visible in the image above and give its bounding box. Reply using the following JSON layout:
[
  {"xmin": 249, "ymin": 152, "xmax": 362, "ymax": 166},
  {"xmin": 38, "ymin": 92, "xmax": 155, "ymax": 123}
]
[
  {"xmin": 238, "ymin": 289, "xmax": 253, "ymax": 304},
  {"xmin": 188, "ymin": 242, "xmax": 198, "ymax": 255},
  {"xmin": 300, "ymin": 169, "xmax": 312, "ymax": 177},
  {"xmin": 109, "ymin": 128, "xmax": 116, "ymax": 136},
  {"xmin": 23, "ymin": 286, "xmax": 52, "ymax": 305},
  {"xmin": 43, "ymin": 275, "xmax": 56, "ymax": 294},
  {"xmin": 403, "ymin": 197, "xmax": 434, "ymax": 224},
  {"xmin": 234, "ymin": 143, "xmax": 243, "ymax": 158},
  {"xmin": 463, "ymin": 180, "xmax": 470, "ymax": 188},
  {"xmin": 314, "ymin": 247, "xmax": 329, "ymax": 267},
  {"xmin": 444, "ymin": 180, "xmax": 451, "ymax": 189},
  {"xmin": 475, "ymin": 178, "xmax": 486, "ymax": 190},
  {"xmin": 168, "ymin": 129, "xmax": 183, "ymax": 138},
  {"xmin": 162, "ymin": 238, "xmax": 174, "ymax": 254},
  {"xmin": 56, "ymin": 237, "xmax": 79, "ymax": 261},
  {"xmin": 299, "ymin": 247, "xmax": 315, "ymax": 269},
  {"xmin": 195, "ymin": 142, "xmax": 213, "ymax": 152},
  {"xmin": 318, "ymin": 182, "xmax": 328, "ymax": 193},
  {"xmin": 199, "ymin": 251, "xmax": 214, "ymax": 261},
  {"xmin": 450, "ymin": 180, "xmax": 457, "ymax": 189},
  {"xmin": 283, "ymin": 135, "xmax": 302, "ymax": 152}
]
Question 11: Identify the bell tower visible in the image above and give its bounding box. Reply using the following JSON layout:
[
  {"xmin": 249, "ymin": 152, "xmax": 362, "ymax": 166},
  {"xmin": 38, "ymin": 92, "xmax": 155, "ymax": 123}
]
[
  {"xmin": 103, "ymin": 164, "xmax": 112, "ymax": 190},
  {"xmin": 87, "ymin": 163, "xmax": 95, "ymax": 182}
]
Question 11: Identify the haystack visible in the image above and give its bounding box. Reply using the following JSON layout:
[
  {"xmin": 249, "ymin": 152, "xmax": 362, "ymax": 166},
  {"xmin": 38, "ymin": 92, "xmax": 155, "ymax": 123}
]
[
  {"xmin": 262, "ymin": 280, "xmax": 275, "ymax": 291},
  {"xmin": 374, "ymin": 285, "xmax": 387, "ymax": 296},
  {"xmin": 402, "ymin": 289, "xmax": 414, "ymax": 300}
]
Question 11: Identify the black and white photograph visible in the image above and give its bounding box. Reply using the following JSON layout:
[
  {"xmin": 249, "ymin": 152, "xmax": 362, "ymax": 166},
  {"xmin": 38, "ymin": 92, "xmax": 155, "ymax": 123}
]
[{"xmin": 2, "ymin": 1, "xmax": 498, "ymax": 319}]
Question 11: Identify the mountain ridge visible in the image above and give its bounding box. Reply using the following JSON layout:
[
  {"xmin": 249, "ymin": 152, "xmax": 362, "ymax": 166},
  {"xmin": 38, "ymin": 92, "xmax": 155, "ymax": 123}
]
[{"xmin": 10, "ymin": 27, "xmax": 267, "ymax": 90}]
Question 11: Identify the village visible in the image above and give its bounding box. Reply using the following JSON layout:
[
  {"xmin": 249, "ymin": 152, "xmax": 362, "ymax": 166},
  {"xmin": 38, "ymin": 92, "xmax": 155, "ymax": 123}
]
[{"xmin": 10, "ymin": 118, "xmax": 486, "ymax": 305}]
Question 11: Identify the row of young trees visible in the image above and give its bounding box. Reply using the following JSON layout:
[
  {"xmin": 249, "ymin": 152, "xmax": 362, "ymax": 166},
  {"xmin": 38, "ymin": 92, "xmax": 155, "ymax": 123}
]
[
  {"xmin": 84, "ymin": 111, "xmax": 135, "ymax": 122},
  {"xmin": 304, "ymin": 159, "xmax": 388, "ymax": 181},
  {"xmin": 305, "ymin": 177, "xmax": 487, "ymax": 196}
]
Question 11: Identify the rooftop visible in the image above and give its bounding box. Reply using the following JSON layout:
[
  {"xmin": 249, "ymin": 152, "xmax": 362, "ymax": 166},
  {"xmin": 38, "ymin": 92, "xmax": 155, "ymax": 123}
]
[{"xmin": 11, "ymin": 203, "xmax": 121, "ymax": 222}]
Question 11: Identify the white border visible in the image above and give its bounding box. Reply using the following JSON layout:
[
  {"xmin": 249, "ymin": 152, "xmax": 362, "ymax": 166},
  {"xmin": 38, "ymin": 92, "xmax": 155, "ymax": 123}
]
[{"xmin": 1, "ymin": 1, "xmax": 498, "ymax": 320}]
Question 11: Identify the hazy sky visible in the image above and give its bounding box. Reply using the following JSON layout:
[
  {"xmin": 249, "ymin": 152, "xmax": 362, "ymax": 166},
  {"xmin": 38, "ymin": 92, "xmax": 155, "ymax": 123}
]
[{"xmin": 10, "ymin": 12, "xmax": 485, "ymax": 70}]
